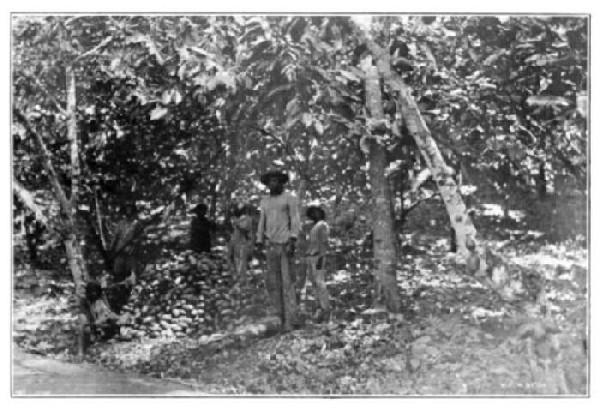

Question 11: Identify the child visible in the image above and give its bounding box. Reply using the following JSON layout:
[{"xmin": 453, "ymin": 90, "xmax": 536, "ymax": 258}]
[
  {"xmin": 228, "ymin": 203, "xmax": 254, "ymax": 290},
  {"xmin": 303, "ymin": 205, "xmax": 331, "ymax": 323}
]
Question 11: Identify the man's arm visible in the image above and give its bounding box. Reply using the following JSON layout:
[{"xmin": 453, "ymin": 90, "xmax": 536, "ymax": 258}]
[{"xmin": 288, "ymin": 193, "xmax": 301, "ymax": 240}]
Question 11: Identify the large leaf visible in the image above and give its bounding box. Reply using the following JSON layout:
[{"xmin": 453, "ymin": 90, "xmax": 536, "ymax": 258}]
[
  {"xmin": 149, "ymin": 106, "xmax": 168, "ymax": 121},
  {"xmin": 286, "ymin": 97, "xmax": 301, "ymax": 117},
  {"xmin": 338, "ymin": 70, "xmax": 362, "ymax": 83},
  {"xmin": 188, "ymin": 46, "xmax": 217, "ymax": 61},
  {"xmin": 265, "ymin": 83, "xmax": 295, "ymax": 99},
  {"xmin": 207, "ymin": 72, "xmax": 236, "ymax": 91},
  {"xmin": 526, "ymin": 95, "xmax": 570, "ymax": 108},
  {"xmin": 314, "ymin": 120, "xmax": 324, "ymax": 135}
]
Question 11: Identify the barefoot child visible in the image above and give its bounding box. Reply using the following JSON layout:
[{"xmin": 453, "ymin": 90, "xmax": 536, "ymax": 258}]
[
  {"xmin": 304, "ymin": 205, "xmax": 331, "ymax": 322},
  {"xmin": 229, "ymin": 203, "xmax": 254, "ymax": 291}
]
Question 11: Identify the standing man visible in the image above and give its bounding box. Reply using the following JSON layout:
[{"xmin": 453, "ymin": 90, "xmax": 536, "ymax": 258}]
[{"xmin": 256, "ymin": 169, "xmax": 301, "ymax": 332}]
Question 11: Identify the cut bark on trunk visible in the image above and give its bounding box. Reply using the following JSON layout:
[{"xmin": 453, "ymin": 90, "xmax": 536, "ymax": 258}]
[
  {"xmin": 362, "ymin": 61, "xmax": 401, "ymax": 313},
  {"xmin": 396, "ymin": 89, "xmax": 475, "ymax": 260},
  {"xmin": 362, "ymin": 36, "xmax": 482, "ymax": 266}
]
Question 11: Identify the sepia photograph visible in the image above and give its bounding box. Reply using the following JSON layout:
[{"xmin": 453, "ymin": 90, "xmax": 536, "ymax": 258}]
[{"xmin": 10, "ymin": 12, "xmax": 589, "ymax": 396}]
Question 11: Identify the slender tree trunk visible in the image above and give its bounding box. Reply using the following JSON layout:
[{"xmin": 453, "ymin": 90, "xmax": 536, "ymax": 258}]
[
  {"xmin": 209, "ymin": 181, "xmax": 218, "ymax": 220},
  {"xmin": 295, "ymin": 176, "xmax": 309, "ymax": 230},
  {"xmin": 295, "ymin": 177, "xmax": 309, "ymax": 281},
  {"xmin": 94, "ymin": 190, "xmax": 107, "ymax": 251},
  {"xmin": 500, "ymin": 159, "xmax": 511, "ymax": 220},
  {"xmin": 362, "ymin": 62, "xmax": 401, "ymax": 312},
  {"xmin": 65, "ymin": 65, "xmax": 89, "ymax": 295},
  {"xmin": 66, "ymin": 66, "xmax": 79, "ymax": 210},
  {"xmin": 537, "ymin": 132, "xmax": 547, "ymax": 200},
  {"xmin": 222, "ymin": 131, "xmax": 241, "ymax": 215},
  {"xmin": 537, "ymin": 162, "xmax": 547, "ymax": 199},
  {"xmin": 297, "ymin": 177, "xmax": 308, "ymax": 208}
]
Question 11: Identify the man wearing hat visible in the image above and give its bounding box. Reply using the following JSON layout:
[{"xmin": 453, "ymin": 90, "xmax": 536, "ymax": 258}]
[{"xmin": 256, "ymin": 169, "xmax": 301, "ymax": 332}]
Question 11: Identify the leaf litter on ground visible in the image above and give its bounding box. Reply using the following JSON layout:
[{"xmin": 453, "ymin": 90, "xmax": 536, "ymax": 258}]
[{"xmin": 13, "ymin": 233, "xmax": 588, "ymax": 394}]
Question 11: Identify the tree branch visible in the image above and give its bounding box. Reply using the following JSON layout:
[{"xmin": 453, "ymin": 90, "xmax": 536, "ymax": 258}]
[
  {"xmin": 12, "ymin": 179, "xmax": 48, "ymax": 225},
  {"xmin": 422, "ymin": 43, "xmax": 438, "ymax": 72},
  {"xmin": 94, "ymin": 190, "xmax": 108, "ymax": 251},
  {"xmin": 73, "ymin": 35, "xmax": 114, "ymax": 63},
  {"xmin": 81, "ymin": 209, "xmax": 113, "ymax": 271},
  {"xmin": 13, "ymin": 108, "xmax": 72, "ymax": 220}
]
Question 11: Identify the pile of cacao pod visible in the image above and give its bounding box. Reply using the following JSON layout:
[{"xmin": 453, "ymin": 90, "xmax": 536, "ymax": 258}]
[{"xmin": 118, "ymin": 249, "xmax": 266, "ymax": 340}]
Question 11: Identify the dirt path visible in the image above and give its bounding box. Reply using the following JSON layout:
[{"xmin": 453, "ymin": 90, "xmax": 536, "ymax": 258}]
[{"xmin": 12, "ymin": 346, "xmax": 205, "ymax": 396}]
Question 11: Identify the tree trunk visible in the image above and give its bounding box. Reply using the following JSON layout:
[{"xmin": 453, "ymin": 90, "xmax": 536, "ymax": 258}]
[
  {"xmin": 65, "ymin": 65, "xmax": 89, "ymax": 293},
  {"xmin": 66, "ymin": 66, "xmax": 79, "ymax": 209},
  {"xmin": 65, "ymin": 232, "xmax": 89, "ymax": 297},
  {"xmin": 363, "ymin": 37, "xmax": 482, "ymax": 265},
  {"xmin": 400, "ymin": 97, "xmax": 476, "ymax": 261},
  {"xmin": 297, "ymin": 177, "xmax": 308, "ymax": 209},
  {"xmin": 14, "ymin": 72, "xmax": 91, "ymax": 355},
  {"xmin": 13, "ymin": 108, "xmax": 91, "ymax": 286},
  {"xmin": 362, "ymin": 62, "xmax": 401, "ymax": 313},
  {"xmin": 209, "ymin": 181, "xmax": 218, "ymax": 220}
]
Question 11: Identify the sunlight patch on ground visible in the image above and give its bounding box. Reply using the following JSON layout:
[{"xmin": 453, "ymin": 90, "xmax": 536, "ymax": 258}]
[
  {"xmin": 477, "ymin": 203, "xmax": 526, "ymax": 222},
  {"xmin": 513, "ymin": 252, "xmax": 587, "ymax": 270},
  {"xmin": 479, "ymin": 203, "xmax": 504, "ymax": 217},
  {"xmin": 331, "ymin": 270, "xmax": 351, "ymax": 283},
  {"xmin": 504, "ymin": 229, "xmax": 545, "ymax": 239},
  {"xmin": 470, "ymin": 307, "xmax": 507, "ymax": 320},
  {"xmin": 508, "ymin": 210, "xmax": 526, "ymax": 222}
]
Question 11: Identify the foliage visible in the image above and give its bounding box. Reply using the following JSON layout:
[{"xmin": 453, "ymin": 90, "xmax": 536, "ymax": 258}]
[
  {"xmin": 385, "ymin": 16, "xmax": 588, "ymax": 197},
  {"xmin": 13, "ymin": 15, "xmax": 587, "ymax": 244}
]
